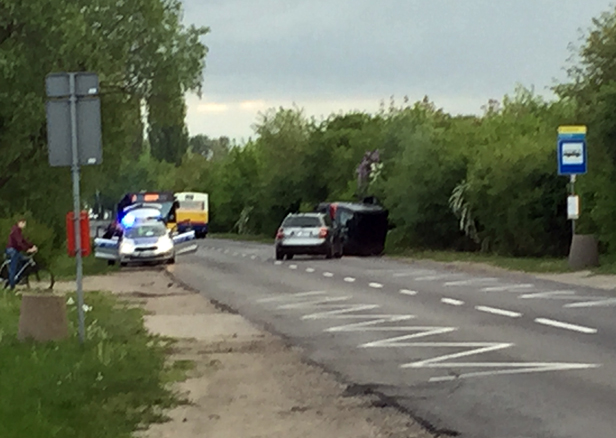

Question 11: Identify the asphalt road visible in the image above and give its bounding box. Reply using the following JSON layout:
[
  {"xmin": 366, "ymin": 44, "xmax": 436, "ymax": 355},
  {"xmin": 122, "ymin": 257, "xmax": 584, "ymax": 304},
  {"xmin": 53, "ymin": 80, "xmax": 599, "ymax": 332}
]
[{"xmin": 172, "ymin": 238, "xmax": 616, "ymax": 438}]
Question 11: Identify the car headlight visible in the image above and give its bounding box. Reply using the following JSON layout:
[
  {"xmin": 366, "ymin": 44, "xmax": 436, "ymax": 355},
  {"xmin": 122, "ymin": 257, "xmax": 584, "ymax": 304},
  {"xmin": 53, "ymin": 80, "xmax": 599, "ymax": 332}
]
[
  {"xmin": 157, "ymin": 237, "xmax": 173, "ymax": 253},
  {"xmin": 119, "ymin": 239, "xmax": 135, "ymax": 254}
]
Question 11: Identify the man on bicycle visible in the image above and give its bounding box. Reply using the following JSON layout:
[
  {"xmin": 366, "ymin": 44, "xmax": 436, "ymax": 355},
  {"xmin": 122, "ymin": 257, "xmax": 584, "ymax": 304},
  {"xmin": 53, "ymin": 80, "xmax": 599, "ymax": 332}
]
[{"xmin": 5, "ymin": 219, "xmax": 37, "ymax": 289}]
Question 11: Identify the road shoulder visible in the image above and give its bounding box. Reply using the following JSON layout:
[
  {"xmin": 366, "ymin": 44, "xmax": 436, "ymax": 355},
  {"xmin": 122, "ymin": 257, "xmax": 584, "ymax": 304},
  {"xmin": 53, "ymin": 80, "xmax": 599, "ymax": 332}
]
[{"xmin": 63, "ymin": 268, "xmax": 434, "ymax": 438}]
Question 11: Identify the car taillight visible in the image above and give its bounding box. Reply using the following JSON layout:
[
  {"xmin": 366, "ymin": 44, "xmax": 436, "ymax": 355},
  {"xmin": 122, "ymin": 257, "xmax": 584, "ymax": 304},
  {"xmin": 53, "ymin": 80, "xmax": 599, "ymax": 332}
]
[
  {"xmin": 276, "ymin": 228, "xmax": 284, "ymax": 239},
  {"xmin": 319, "ymin": 227, "xmax": 328, "ymax": 238}
]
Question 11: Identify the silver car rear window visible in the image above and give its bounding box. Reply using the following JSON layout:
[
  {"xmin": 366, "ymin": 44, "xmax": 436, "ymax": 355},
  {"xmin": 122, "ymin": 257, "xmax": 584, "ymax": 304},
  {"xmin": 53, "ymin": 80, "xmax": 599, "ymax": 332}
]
[
  {"xmin": 282, "ymin": 216, "xmax": 322, "ymax": 228},
  {"xmin": 125, "ymin": 224, "xmax": 167, "ymax": 239}
]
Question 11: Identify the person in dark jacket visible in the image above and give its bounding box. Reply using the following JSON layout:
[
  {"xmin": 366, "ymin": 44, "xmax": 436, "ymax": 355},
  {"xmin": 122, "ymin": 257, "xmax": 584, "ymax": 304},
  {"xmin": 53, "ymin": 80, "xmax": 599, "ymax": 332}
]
[{"xmin": 4, "ymin": 219, "xmax": 37, "ymax": 289}]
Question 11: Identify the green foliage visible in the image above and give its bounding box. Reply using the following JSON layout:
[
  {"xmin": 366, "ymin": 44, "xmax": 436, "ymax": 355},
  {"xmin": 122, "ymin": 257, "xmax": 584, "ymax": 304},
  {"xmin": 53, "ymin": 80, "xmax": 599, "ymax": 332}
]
[
  {"xmin": 0, "ymin": 291, "xmax": 187, "ymax": 438},
  {"xmin": 1, "ymin": 0, "xmax": 208, "ymax": 254}
]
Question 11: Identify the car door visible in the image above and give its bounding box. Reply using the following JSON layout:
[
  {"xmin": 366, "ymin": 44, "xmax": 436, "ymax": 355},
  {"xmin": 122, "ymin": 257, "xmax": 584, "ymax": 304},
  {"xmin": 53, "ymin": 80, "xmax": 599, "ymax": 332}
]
[
  {"xmin": 172, "ymin": 230, "xmax": 198, "ymax": 255},
  {"xmin": 93, "ymin": 236, "xmax": 120, "ymax": 261}
]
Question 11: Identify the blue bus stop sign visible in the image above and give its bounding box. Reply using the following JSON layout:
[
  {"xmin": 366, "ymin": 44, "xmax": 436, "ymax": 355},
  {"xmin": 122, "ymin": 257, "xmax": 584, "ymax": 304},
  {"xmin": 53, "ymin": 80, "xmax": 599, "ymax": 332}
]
[{"xmin": 557, "ymin": 126, "xmax": 587, "ymax": 175}]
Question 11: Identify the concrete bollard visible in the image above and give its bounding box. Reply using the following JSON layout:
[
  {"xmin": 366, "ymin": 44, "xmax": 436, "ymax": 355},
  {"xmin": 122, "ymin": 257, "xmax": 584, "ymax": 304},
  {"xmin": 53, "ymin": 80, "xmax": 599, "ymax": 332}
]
[
  {"xmin": 568, "ymin": 234, "xmax": 600, "ymax": 270},
  {"xmin": 18, "ymin": 293, "xmax": 69, "ymax": 342}
]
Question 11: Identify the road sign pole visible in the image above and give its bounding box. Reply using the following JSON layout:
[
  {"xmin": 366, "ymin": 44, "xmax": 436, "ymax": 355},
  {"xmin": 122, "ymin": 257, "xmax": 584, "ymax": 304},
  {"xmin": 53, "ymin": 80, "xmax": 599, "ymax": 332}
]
[
  {"xmin": 69, "ymin": 73, "xmax": 86, "ymax": 344},
  {"xmin": 570, "ymin": 174, "xmax": 576, "ymax": 237}
]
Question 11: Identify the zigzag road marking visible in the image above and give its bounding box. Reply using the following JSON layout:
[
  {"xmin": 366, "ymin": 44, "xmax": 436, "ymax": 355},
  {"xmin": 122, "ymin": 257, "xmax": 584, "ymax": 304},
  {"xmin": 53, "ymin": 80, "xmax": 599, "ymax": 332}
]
[
  {"xmin": 256, "ymin": 292, "xmax": 600, "ymax": 382},
  {"xmin": 565, "ymin": 298, "xmax": 616, "ymax": 308}
]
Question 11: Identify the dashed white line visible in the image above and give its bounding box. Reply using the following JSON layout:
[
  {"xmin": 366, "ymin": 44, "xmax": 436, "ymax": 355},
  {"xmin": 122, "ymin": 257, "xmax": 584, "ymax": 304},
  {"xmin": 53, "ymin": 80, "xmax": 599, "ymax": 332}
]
[
  {"xmin": 400, "ymin": 289, "xmax": 417, "ymax": 296},
  {"xmin": 306, "ymin": 268, "xmax": 315, "ymax": 273},
  {"xmin": 274, "ymin": 261, "xmax": 282, "ymax": 265},
  {"xmin": 251, "ymin": 255, "xmax": 257, "ymax": 260},
  {"xmin": 534, "ymin": 318, "xmax": 597, "ymax": 334},
  {"xmin": 289, "ymin": 264, "xmax": 297, "ymax": 270},
  {"xmin": 475, "ymin": 306, "xmax": 522, "ymax": 318},
  {"xmin": 344, "ymin": 277, "xmax": 356, "ymax": 283},
  {"xmin": 441, "ymin": 298, "xmax": 464, "ymax": 306},
  {"xmin": 369, "ymin": 282, "xmax": 384, "ymax": 289},
  {"xmin": 323, "ymin": 272, "xmax": 334, "ymax": 278}
]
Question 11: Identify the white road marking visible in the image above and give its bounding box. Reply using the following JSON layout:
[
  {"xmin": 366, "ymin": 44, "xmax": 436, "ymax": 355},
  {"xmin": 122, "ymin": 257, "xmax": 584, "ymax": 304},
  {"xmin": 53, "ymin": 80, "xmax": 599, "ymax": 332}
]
[
  {"xmin": 475, "ymin": 306, "xmax": 522, "ymax": 318},
  {"xmin": 369, "ymin": 282, "xmax": 383, "ymax": 289},
  {"xmin": 415, "ymin": 274, "xmax": 455, "ymax": 281},
  {"xmin": 241, "ymin": 253, "xmax": 247, "ymax": 257},
  {"xmin": 564, "ymin": 298, "xmax": 616, "ymax": 308},
  {"xmin": 427, "ymin": 363, "xmax": 601, "ymax": 382},
  {"xmin": 534, "ymin": 318, "xmax": 597, "ymax": 334},
  {"xmin": 519, "ymin": 290, "xmax": 577, "ymax": 299},
  {"xmin": 344, "ymin": 277, "xmax": 356, "ymax": 283},
  {"xmin": 257, "ymin": 291, "xmax": 326, "ymax": 303},
  {"xmin": 444, "ymin": 278, "xmax": 497, "ymax": 286},
  {"xmin": 302, "ymin": 304, "xmax": 380, "ymax": 319},
  {"xmin": 289, "ymin": 264, "xmax": 297, "ymax": 270},
  {"xmin": 306, "ymin": 268, "xmax": 315, "ymax": 273},
  {"xmin": 482, "ymin": 284, "xmax": 534, "ymax": 292},
  {"xmin": 441, "ymin": 298, "xmax": 464, "ymax": 306},
  {"xmin": 400, "ymin": 289, "xmax": 417, "ymax": 296},
  {"xmin": 274, "ymin": 261, "xmax": 283, "ymax": 265},
  {"xmin": 278, "ymin": 296, "xmax": 352, "ymax": 309},
  {"xmin": 224, "ymin": 249, "xmax": 229, "ymax": 253},
  {"xmin": 325, "ymin": 315, "xmax": 417, "ymax": 331},
  {"xmin": 323, "ymin": 272, "xmax": 334, "ymax": 277},
  {"xmin": 251, "ymin": 255, "xmax": 257, "ymax": 260},
  {"xmin": 233, "ymin": 252, "xmax": 238, "ymax": 256}
]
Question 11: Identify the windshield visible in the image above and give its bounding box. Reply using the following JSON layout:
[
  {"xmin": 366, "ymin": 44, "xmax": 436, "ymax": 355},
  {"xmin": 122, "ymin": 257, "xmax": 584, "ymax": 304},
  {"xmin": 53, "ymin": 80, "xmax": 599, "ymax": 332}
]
[
  {"xmin": 124, "ymin": 224, "xmax": 168, "ymax": 239},
  {"xmin": 282, "ymin": 216, "xmax": 323, "ymax": 228},
  {"xmin": 179, "ymin": 200, "xmax": 204, "ymax": 210},
  {"xmin": 158, "ymin": 201, "xmax": 173, "ymax": 219}
]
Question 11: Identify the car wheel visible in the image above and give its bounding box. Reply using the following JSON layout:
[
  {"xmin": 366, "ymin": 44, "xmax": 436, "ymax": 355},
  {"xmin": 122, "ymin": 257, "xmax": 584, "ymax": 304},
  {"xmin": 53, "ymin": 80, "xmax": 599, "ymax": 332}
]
[
  {"xmin": 275, "ymin": 251, "xmax": 284, "ymax": 261},
  {"xmin": 120, "ymin": 262, "xmax": 127, "ymax": 267},
  {"xmin": 167, "ymin": 257, "xmax": 176, "ymax": 264},
  {"xmin": 286, "ymin": 254, "xmax": 294, "ymax": 260},
  {"xmin": 107, "ymin": 260, "xmax": 116, "ymax": 266}
]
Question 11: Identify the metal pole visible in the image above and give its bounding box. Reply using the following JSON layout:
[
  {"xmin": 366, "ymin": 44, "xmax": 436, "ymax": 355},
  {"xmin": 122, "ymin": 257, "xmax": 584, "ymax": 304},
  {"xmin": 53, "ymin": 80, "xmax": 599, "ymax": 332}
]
[
  {"xmin": 570, "ymin": 174, "xmax": 576, "ymax": 237},
  {"xmin": 69, "ymin": 73, "xmax": 86, "ymax": 344}
]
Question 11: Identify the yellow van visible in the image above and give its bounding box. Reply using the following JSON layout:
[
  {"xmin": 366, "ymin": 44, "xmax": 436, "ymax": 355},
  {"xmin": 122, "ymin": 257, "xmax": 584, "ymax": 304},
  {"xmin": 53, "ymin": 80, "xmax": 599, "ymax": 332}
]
[{"xmin": 174, "ymin": 192, "xmax": 209, "ymax": 238}]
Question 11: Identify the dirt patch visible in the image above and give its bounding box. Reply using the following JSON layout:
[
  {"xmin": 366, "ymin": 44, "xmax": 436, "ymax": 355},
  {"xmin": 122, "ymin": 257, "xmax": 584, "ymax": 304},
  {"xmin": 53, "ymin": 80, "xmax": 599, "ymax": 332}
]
[{"xmin": 57, "ymin": 269, "xmax": 435, "ymax": 438}]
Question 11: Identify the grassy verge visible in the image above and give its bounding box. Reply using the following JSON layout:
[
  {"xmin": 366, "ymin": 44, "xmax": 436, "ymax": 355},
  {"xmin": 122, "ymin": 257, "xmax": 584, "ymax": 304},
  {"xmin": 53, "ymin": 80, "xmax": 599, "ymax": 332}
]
[
  {"xmin": 0, "ymin": 290, "xmax": 190, "ymax": 438},
  {"xmin": 209, "ymin": 232, "xmax": 272, "ymax": 244},
  {"xmin": 51, "ymin": 253, "xmax": 118, "ymax": 280},
  {"xmin": 388, "ymin": 248, "xmax": 616, "ymax": 275}
]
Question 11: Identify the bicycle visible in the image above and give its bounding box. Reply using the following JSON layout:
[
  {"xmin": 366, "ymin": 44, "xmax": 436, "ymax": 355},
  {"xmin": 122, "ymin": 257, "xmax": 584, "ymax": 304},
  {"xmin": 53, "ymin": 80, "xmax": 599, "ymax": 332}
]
[{"xmin": 0, "ymin": 251, "xmax": 55, "ymax": 291}]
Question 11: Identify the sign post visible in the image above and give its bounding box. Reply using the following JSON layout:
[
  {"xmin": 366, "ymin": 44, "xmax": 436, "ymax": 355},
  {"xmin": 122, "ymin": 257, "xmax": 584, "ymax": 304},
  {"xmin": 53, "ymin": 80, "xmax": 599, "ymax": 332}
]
[
  {"xmin": 45, "ymin": 72, "xmax": 102, "ymax": 344},
  {"xmin": 557, "ymin": 125, "xmax": 587, "ymax": 237}
]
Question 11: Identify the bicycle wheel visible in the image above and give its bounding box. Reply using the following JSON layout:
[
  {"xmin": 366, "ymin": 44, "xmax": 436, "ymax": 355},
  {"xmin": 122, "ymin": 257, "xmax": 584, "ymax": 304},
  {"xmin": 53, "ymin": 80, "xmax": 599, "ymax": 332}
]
[
  {"xmin": 34, "ymin": 268, "xmax": 55, "ymax": 290},
  {"xmin": 0, "ymin": 262, "xmax": 8, "ymax": 289}
]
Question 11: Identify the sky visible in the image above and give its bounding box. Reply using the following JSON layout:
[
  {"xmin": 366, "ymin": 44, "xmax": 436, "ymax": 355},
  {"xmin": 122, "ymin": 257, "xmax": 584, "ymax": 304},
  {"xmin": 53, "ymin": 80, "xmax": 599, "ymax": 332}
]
[{"xmin": 181, "ymin": 0, "xmax": 615, "ymax": 141}]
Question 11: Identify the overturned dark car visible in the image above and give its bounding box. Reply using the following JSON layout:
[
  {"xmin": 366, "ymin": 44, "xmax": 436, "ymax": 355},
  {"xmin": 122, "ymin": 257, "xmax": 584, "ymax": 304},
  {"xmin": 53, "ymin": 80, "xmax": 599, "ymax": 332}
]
[{"xmin": 315, "ymin": 200, "xmax": 389, "ymax": 256}]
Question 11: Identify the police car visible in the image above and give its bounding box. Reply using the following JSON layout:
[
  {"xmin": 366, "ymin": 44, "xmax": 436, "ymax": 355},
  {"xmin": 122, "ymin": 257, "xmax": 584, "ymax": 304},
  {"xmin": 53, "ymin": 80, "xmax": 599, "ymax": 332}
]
[{"xmin": 94, "ymin": 207, "xmax": 197, "ymax": 266}]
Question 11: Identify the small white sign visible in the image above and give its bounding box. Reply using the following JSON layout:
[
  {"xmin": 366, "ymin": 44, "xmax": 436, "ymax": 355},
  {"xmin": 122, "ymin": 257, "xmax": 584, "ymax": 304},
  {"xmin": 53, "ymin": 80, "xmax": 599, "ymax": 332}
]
[
  {"xmin": 562, "ymin": 142, "xmax": 584, "ymax": 165},
  {"xmin": 567, "ymin": 195, "xmax": 579, "ymax": 220}
]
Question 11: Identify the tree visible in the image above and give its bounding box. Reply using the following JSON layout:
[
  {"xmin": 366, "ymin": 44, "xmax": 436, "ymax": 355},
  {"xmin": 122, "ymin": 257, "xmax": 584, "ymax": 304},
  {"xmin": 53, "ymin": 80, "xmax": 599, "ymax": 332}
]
[{"xmin": 0, "ymin": 0, "xmax": 208, "ymax": 242}]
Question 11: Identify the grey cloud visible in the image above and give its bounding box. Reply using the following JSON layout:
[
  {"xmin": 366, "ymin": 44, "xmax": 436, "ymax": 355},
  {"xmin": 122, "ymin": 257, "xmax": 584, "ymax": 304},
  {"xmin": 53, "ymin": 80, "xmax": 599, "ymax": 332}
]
[{"xmin": 183, "ymin": 0, "xmax": 613, "ymax": 104}]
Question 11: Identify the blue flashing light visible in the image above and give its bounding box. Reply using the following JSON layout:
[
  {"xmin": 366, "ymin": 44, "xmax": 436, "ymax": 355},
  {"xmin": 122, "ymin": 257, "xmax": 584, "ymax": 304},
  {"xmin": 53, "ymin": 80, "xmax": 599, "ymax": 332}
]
[{"xmin": 121, "ymin": 213, "xmax": 136, "ymax": 228}]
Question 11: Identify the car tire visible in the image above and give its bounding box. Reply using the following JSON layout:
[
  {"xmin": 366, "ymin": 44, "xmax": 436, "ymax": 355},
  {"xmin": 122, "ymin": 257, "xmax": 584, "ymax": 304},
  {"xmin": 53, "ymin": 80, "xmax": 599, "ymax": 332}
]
[
  {"xmin": 275, "ymin": 251, "xmax": 284, "ymax": 261},
  {"xmin": 286, "ymin": 254, "xmax": 294, "ymax": 260},
  {"xmin": 107, "ymin": 260, "xmax": 116, "ymax": 266},
  {"xmin": 167, "ymin": 257, "xmax": 176, "ymax": 264},
  {"xmin": 120, "ymin": 262, "xmax": 127, "ymax": 267}
]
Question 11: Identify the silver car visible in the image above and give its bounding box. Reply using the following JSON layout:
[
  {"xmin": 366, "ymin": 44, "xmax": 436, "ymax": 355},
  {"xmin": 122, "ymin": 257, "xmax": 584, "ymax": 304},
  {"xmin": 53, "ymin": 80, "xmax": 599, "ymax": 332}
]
[
  {"xmin": 94, "ymin": 219, "xmax": 197, "ymax": 267},
  {"xmin": 274, "ymin": 213, "xmax": 343, "ymax": 260}
]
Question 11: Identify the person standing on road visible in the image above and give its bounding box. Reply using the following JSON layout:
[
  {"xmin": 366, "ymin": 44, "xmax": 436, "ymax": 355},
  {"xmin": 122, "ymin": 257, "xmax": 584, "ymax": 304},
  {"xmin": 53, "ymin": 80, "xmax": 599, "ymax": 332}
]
[{"xmin": 5, "ymin": 219, "xmax": 37, "ymax": 289}]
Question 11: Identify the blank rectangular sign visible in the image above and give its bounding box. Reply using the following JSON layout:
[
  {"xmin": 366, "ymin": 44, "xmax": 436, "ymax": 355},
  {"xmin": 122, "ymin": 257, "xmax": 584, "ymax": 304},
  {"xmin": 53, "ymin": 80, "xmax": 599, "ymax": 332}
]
[{"xmin": 46, "ymin": 98, "xmax": 102, "ymax": 167}]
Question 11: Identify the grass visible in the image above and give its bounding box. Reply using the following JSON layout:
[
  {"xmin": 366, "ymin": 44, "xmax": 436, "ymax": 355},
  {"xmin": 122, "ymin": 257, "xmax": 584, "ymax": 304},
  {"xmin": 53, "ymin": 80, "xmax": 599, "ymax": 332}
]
[
  {"xmin": 387, "ymin": 247, "xmax": 616, "ymax": 275},
  {"xmin": 51, "ymin": 253, "xmax": 118, "ymax": 280},
  {"xmin": 0, "ymin": 290, "xmax": 191, "ymax": 438}
]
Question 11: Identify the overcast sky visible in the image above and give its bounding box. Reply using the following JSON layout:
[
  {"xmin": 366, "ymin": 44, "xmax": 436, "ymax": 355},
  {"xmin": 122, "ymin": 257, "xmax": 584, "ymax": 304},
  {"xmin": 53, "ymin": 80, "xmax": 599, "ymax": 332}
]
[{"xmin": 181, "ymin": 0, "xmax": 614, "ymax": 141}]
